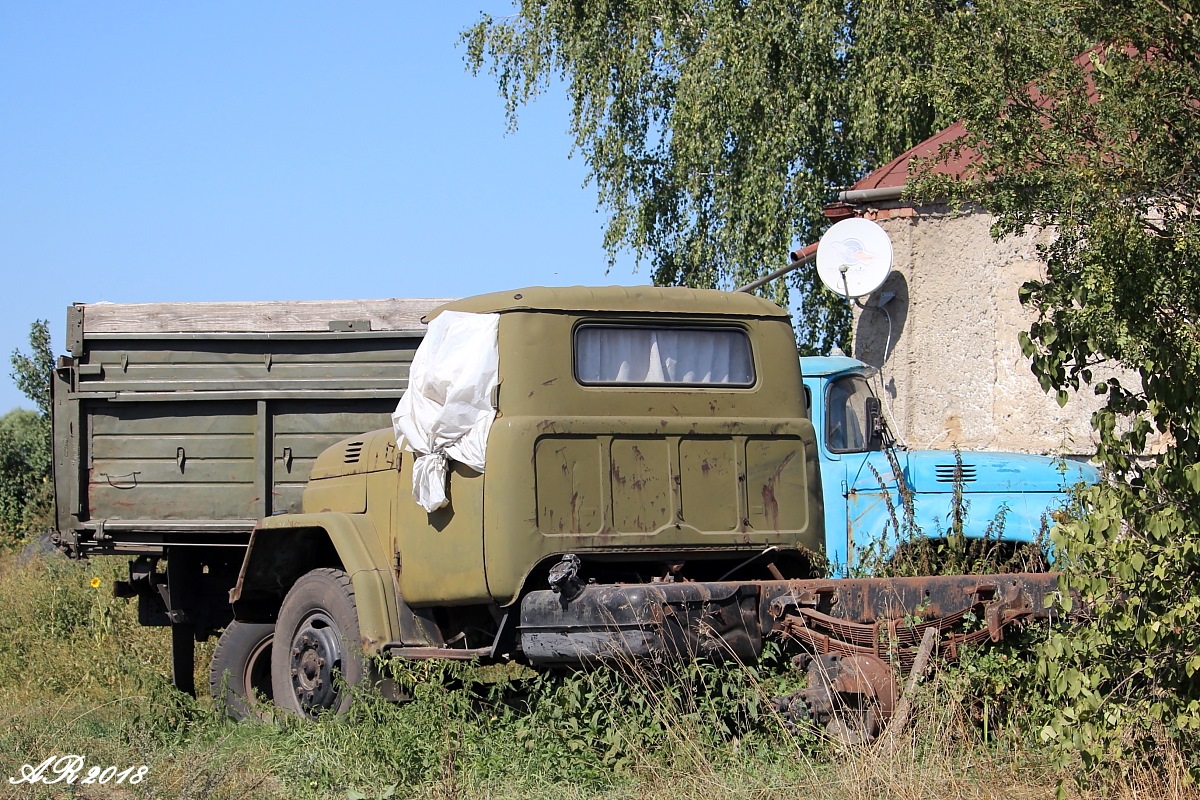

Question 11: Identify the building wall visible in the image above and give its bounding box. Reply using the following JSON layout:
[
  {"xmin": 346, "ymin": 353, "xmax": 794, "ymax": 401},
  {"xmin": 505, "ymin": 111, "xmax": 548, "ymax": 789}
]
[{"xmin": 847, "ymin": 203, "xmax": 1104, "ymax": 458}]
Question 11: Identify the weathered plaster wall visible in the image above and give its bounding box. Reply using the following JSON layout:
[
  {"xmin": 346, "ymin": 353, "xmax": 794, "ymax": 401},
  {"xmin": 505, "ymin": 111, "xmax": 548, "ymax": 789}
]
[{"xmin": 849, "ymin": 204, "xmax": 1104, "ymax": 457}]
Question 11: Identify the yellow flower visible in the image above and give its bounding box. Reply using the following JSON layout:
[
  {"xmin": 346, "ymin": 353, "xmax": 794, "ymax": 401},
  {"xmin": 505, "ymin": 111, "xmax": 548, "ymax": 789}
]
[{"xmin": 89, "ymin": 577, "xmax": 102, "ymax": 589}]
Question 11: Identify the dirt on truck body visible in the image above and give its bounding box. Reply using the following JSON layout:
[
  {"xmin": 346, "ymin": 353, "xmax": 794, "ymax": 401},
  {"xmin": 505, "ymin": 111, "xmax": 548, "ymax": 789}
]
[{"xmin": 52, "ymin": 286, "xmax": 1064, "ymax": 736}]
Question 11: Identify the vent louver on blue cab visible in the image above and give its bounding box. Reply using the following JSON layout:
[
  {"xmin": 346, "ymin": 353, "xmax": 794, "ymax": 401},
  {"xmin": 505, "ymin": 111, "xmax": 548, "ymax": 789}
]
[{"xmin": 935, "ymin": 463, "xmax": 977, "ymax": 484}]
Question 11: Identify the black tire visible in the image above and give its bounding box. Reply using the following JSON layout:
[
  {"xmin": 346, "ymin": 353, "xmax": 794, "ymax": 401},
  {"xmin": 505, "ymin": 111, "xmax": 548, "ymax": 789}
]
[
  {"xmin": 270, "ymin": 568, "xmax": 364, "ymax": 718},
  {"xmin": 209, "ymin": 621, "xmax": 275, "ymax": 721}
]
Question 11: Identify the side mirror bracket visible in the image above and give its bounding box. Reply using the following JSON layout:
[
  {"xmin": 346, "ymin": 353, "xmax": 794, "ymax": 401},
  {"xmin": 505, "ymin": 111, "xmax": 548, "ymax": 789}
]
[{"xmin": 865, "ymin": 396, "xmax": 885, "ymax": 451}]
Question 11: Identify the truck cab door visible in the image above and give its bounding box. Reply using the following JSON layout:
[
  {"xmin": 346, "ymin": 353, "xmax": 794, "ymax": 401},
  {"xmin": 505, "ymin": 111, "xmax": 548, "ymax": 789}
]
[
  {"xmin": 814, "ymin": 372, "xmax": 905, "ymax": 574},
  {"xmin": 392, "ymin": 450, "xmax": 490, "ymax": 607}
]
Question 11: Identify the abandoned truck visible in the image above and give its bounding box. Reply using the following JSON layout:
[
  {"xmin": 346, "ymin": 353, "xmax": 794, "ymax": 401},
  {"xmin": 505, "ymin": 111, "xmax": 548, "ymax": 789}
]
[
  {"xmin": 51, "ymin": 286, "xmax": 1078, "ymax": 729},
  {"xmin": 802, "ymin": 355, "xmax": 1098, "ymax": 572}
]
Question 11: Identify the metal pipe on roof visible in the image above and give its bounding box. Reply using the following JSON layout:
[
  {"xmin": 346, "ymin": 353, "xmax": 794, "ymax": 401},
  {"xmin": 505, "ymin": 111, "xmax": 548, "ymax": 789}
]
[
  {"xmin": 836, "ymin": 185, "xmax": 905, "ymax": 204},
  {"xmin": 734, "ymin": 243, "xmax": 818, "ymax": 293}
]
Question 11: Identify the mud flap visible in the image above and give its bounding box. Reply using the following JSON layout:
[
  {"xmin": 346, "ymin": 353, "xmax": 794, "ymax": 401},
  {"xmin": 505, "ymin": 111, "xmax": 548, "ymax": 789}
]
[{"xmin": 171, "ymin": 622, "xmax": 197, "ymax": 697}]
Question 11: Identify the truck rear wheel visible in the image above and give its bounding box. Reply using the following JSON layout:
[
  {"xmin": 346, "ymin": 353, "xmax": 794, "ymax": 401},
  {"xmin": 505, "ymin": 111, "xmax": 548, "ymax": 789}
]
[
  {"xmin": 209, "ymin": 621, "xmax": 275, "ymax": 720},
  {"xmin": 271, "ymin": 568, "xmax": 364, "ymax": 718}
]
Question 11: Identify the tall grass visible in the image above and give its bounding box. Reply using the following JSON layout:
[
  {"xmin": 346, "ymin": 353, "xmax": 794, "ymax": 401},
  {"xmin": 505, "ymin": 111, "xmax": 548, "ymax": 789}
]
[{"xmin": 0, "ymin": 548, "xmax": 1193, "ymax": 800}]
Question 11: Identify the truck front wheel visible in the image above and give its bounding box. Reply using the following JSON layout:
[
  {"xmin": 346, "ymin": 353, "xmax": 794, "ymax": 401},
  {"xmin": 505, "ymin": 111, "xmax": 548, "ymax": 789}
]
[
  {"xmin": 209, "ymin": 621, "xmax": 275, "ymax": 720},
  {"xmin": 271, "ymin": 568, "xmax": 364, "ymax": 718}
]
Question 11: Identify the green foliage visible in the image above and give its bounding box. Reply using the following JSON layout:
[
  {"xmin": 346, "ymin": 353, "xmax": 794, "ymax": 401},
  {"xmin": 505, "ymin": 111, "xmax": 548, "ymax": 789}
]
[
  {"xmin": 0, "ymin": 548, "xmax": 814, "ymax": 799},
  {"xmin": 936, "ymin": 630, "xmax": 1056, "ymax": 750},
  {"xmin": 1, "ymin": 321, "xmax": 55, "ymax": 545},
  {"xmin": 0, "ymin": 550, "xmax": 274, "ymax": 799},
  {"xmin": 915, "ymin": 0, "xmax": 1200, "ymax": 781},
  {"xmin": 11, "ymin": 319, "xmax": 54, "ymax": 418},
  {"xmin": 2, "ymin": 547, "xmax": 1176, "ymax": 799},
  {"xmin": 331, "ymin": 643, "xmax": 806, "ymax": 794},
  {"xmin": 462, "ymin": 1, "xmax": 962, "ymax": 353},
  {"xmin": 1036, "ymin": 480, "xmax": 1200, "ymax": 780},
  {"xmin": 0, "ymin": 409, "xmax": 52, "ymax": 544}
]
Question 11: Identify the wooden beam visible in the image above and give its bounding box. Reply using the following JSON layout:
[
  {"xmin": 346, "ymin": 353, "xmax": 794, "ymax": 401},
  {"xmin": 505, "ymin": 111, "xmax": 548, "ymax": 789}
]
[{"xmin": 76, "ymin": 298, "xmax": 456, "ymax": 334}]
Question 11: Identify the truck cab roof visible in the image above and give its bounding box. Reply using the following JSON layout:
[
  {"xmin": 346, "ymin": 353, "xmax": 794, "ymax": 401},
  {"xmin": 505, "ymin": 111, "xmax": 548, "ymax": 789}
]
[
  {"xmin": 799, "ymin": 355, "xmax": 876, "ymax": 378},
  {"xmin": 425, "ymin": 285, "xmax": 791, "ymax": 322}
]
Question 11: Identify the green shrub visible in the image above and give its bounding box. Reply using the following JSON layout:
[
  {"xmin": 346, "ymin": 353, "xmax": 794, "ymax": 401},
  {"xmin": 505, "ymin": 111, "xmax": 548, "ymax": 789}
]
[
  {"xmin": 1036, "ymin": 473, "xmax": 1200, "ymax": 783},
  {"xmin": 0, "ymin": 408, "xmax": 52, "ymax": 545},
  {"xmin": 1, "ymin": 320, "xmax": 54, "ymax": 547}
]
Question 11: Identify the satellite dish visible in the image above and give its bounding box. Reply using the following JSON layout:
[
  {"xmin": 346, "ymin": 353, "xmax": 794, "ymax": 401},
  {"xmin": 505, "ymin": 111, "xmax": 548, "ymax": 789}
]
[{"xmin": 816, "ymin": 218, "xmax": 893, "ymax": 299}]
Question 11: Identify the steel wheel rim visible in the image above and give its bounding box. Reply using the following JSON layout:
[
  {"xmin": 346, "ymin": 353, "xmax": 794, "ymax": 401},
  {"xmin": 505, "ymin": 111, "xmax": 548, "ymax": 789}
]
[
  {"xmin": 287, "ymin": 611, "xmax": 343, "ymax": 715},
  {"xmin": 243, "ymin": 634, "xmax": 274, "ymax": 703}
]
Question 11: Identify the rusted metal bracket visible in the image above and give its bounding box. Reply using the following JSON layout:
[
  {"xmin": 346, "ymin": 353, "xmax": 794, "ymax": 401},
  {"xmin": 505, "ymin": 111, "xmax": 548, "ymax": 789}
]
[
  {"xmin": 765, "ymin": 572, "xmax": 1064, "ymax": 742},
  {"xmin": 773, "ymin": 652, "xmax": 897, "ymax": 745}
]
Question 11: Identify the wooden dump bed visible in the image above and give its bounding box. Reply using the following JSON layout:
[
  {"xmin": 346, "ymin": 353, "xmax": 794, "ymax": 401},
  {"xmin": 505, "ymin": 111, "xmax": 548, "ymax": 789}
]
[{"xmin": 52, "ymin": 298, "xmax": 448, "ymax": 555}]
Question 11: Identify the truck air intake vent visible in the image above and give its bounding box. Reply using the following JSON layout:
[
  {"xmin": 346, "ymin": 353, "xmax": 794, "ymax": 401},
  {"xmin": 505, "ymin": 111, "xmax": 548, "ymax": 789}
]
[
  {"xmin": 343, "ymin": 442, "xmax": 365, "ymax": 464},
  {"xmin": 935, "ymin": 464, "xmax": 977, "ymax": 483}
]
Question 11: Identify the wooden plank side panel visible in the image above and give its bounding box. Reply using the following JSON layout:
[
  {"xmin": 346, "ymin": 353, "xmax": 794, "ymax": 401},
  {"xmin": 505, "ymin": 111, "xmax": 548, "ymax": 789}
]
[
  {"xmin": 89, "ymin": 406, "xmax": 256, "ymax": 436},
  {"xmin": 65, "ymin": 307, "xmax": 432, "ymax": 537},
  {"xmin": 88, "ymin": 401, "xmax": 258, "ymax": 521},
  {"xmin": 79, "ymin": 298, "xmax": 453, "ymax": 334},
  {"xmin": 84, "ymin": 346, "xmax": 422, "ymax": 366},
  {"xmin": 84, "ymin": 376, "xmax": 411, "ymax": 394},
  {"xmin": 270, "ymin": 401, "xmax": 395, "ymax": 514},
  {"xmin": 75, "ymin": 338, "xmax": 419, "ymax": 395},
  {"xmin": 87, "ymin": 482, "xmax": 257, "ymax": 521}
]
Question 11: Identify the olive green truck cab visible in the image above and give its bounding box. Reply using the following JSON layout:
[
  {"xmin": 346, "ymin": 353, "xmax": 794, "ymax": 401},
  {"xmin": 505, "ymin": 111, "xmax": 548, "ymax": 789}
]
[{"xmin": 53, "ymin": 286, "xmax": 1062, "ymax": 728}]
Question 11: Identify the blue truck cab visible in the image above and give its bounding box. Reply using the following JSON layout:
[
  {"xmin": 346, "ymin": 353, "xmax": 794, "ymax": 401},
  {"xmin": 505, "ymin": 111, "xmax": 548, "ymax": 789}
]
[{"xmin": 801, "ymin": 356, "xmax": 1099, "ymax": 572}]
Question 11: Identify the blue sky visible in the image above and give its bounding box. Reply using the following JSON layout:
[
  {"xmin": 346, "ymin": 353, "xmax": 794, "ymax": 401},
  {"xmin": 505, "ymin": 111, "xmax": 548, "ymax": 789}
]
[{"xmin": 0, "ymin": 3, "xmax": 642, "ymax": 413}]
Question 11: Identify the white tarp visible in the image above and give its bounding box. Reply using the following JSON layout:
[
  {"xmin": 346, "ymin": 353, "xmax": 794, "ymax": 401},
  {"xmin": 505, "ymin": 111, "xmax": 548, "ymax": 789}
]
[{"xmin": 392, "ymin": 311, "xmax": 500, "ymax": 513}]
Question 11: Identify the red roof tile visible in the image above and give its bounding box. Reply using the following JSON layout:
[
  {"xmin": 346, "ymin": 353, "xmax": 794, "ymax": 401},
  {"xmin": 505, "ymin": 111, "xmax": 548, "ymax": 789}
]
[{"xmin": 849, "ymin": 120, "xmax": 973, "ymax": 191}]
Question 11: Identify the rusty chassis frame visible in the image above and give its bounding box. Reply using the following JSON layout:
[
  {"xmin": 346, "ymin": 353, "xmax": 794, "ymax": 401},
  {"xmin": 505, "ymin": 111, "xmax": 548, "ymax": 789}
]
[{"xmin": 515, "ymin": 570, "xmax": 1065, "ymax": 740}]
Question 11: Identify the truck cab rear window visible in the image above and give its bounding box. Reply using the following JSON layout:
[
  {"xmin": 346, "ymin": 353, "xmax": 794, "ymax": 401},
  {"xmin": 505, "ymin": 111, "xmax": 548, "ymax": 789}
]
[{"xmin": 575, "ymin": 326, "xmax": 754, "ymax": 386}]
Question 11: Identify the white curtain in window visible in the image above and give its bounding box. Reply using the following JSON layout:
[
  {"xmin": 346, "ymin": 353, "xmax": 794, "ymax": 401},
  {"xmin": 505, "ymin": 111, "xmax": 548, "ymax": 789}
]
[{"xmin": 576, "ymin": 328, "xmax": 752, "ymax": 385}]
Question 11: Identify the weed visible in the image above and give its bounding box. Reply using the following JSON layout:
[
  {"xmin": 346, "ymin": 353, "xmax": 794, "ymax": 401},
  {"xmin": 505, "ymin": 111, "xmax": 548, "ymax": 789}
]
[
  {"xmin": 0, "ymin": 548, "xmax": 1193, "ymax": 799},
  {"xmin": 850, "ymin": 446, "xmax": 1055, "ymax": 579}
]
